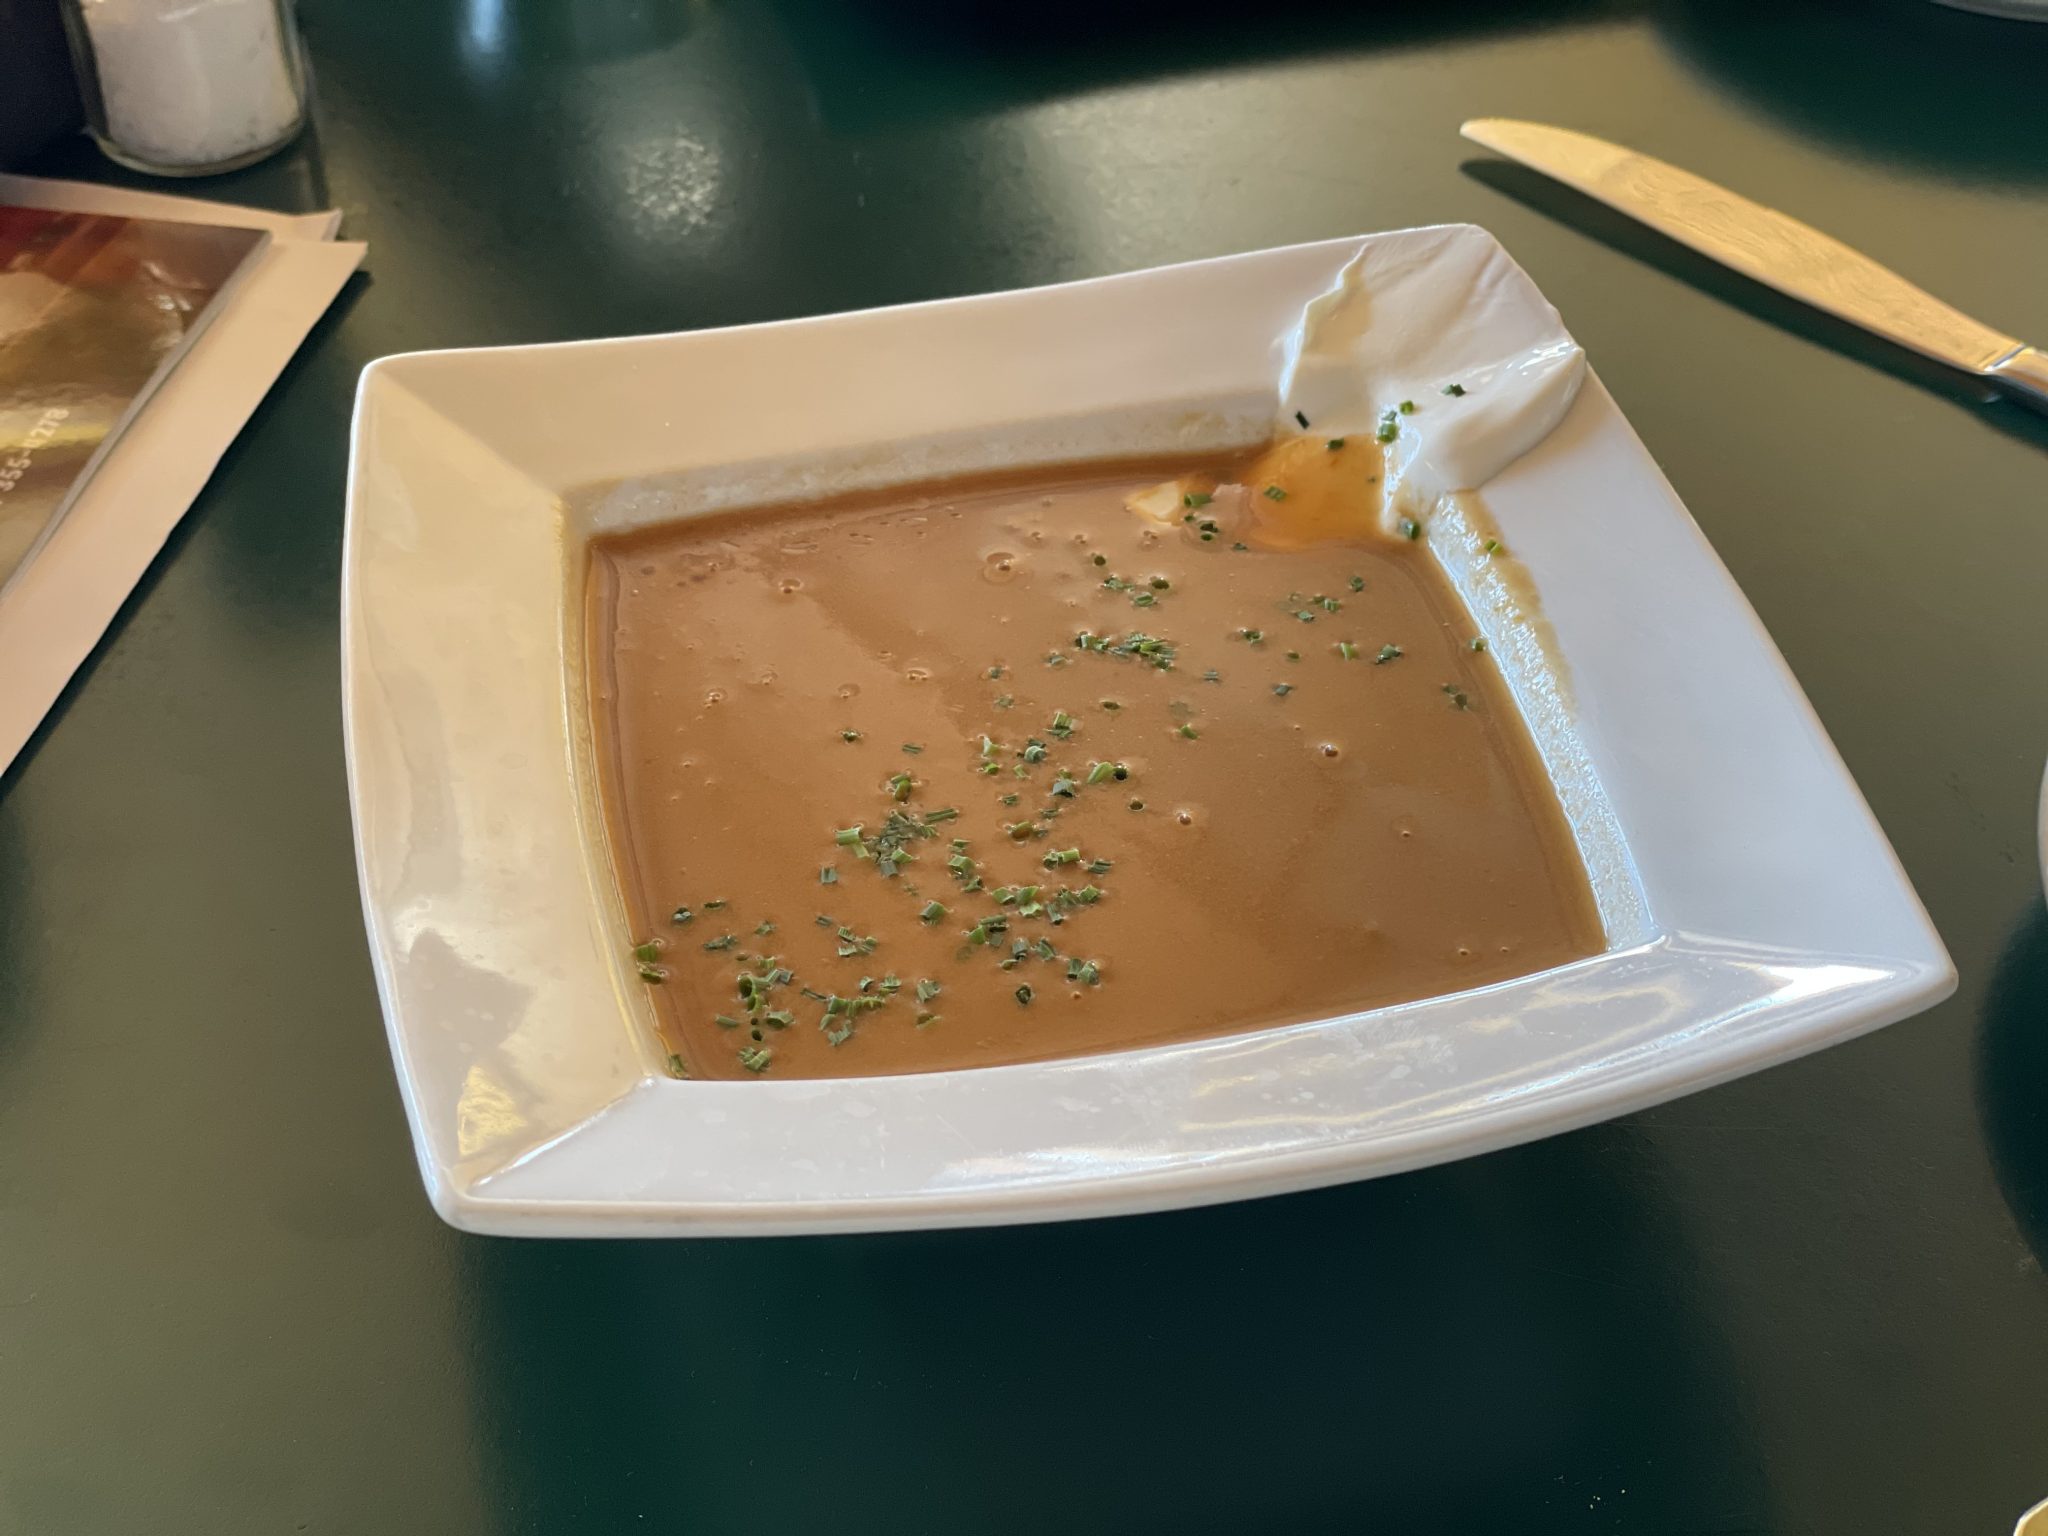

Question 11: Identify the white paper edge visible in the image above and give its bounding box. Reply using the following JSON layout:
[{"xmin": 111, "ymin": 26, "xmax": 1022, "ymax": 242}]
[
  {"xmin": 0, "ymin": 177, "xmax": 365, "ymax": 775},
  {"xmin": 0, "ymin": 171, "xmax": 342, "ymax": 240}
]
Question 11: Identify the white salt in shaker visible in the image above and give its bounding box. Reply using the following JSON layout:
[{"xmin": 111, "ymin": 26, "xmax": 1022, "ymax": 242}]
[{"xmin": 58, "ymin": 0, "xmax": 310, "ymax": 176}]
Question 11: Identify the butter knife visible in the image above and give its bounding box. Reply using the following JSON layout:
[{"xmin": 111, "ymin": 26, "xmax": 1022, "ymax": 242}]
[{"xmin": 1460, "ymin": 118, "xmax": 2048, "ymax": 413}]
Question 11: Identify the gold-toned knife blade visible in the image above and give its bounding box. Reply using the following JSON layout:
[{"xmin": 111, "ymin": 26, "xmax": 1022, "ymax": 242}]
[{"xmin": 1461, "ymin": 118, "xmax": 2042, "ymax": 396}]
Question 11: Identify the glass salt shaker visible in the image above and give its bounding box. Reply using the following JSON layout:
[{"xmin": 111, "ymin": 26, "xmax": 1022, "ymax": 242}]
[{"xmin": 58, "ymin": 0, "xmax": 311, "ymax": 177}]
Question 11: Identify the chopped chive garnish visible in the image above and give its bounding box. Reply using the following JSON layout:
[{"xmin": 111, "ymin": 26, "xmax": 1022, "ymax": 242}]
[
  {"xmin": 1202, "ymin": 669, "xmax": 1221, "ymax": 683},
  {"xmin": 1183, "ymin": 491, "xmax": 1213, "ymax": 509},
  {"xmin": 1375, "ymin": 644, "xmax": 1403, "ymax": 664},
  {"xmin": 841, "ymin": 729, "xmax": 862, "ymax": 742},
  {"xmin": 704, "ymin": 935, "xmax": 736, "ymax": 952},
  {"xmin": 1327, "ymin": 437, "xmax": 1345, "ymax": 450},
  {"xmin": 1015, "ymin": 985, "xmax": 1034, "ymax": 1006},
  {"xmin": 814, "ymin": 917, "xmax": 833, "ymax": 930},
  {"xmin": 716, "ymin": 1014, "xmax": 741, "ymax": 1029},
  {"xmin": 920, "ymin": 901, "xmax": 948, "ymax": 923},
  {"xmin": 636, "ymin": 963, "xmax": 668, "ymax": 983},
  {"xmin": 1294, "ymin": 409, "xmax": 1310, "ymax": 429},
  {"xmin": 834, "ymin": 826, "xmax": 863, "ymax": 846},
  {"xmin": 925, "ymin": 807, "xmax": 960, "ymax": 824},
  {"xmin": 1177, "ymin": 723, "xmax": 1199, "ymax": 740},
  {"xmin": 1263, "ymin": 485, "xmax": 1287, "ymax": 502},
  {"xmin": 666, "ymin": 1052, "xmax": 689, "ymax": 1077},
  {"xmin": 632, "ymin": 939, "xmax": 663, "ymax": 964},
  {"xmin": 1398, "ymin": 517, "xmax": 1421, "ymax": 541},
  {"xmin": 1443, "ymin": 382, "xmax": 1467, "ymax": 396},
  {"xmin": 1286, "ymin": 650, "xmax": 1301, "ymax": 661},
  {"xmin": 819, "ymin": 865, "xmax": 837, "ymax": 884},
  {"xmin": 704, "ymin": 899, "xmax": 727, "ymax": 910},
  {"xmin": 1048, "ymin": 711, "xmax": 1075, "ymax": 738},
  {"xmin": 1273, "ymin": 683, "xmax": 1294, "ymax": 696},
  {"xmin": 988, "ymin": 665, "xmax": 1005, "ymax": 679},
  {"xmin": 754, "ymin": 921, "xmax": 775, "ymax": 936},
  {"xmin": 1150, "ymin": 576, "xmax": 1170, "ymax": 591},
  {"xmin": 1336, "ymin": 641, "xmax": 1359, "ymax": 661},
  {"xmin": 1101, "ymin": 699, "xmax": 1121, "ymax": 711},
  {"xmin": 887, "ymin": 772, "xmax": 914, "ymax": 802},
  {"xmin": 670, "ymin": 906, "xmax": 693, "ymax": 925},
  {"xmin": 902, "ymin": 743, "xmax": 923, "ymax": 755},
  {"xmin": 1043, "ymin": 848, "xmax": 1081, "ymax": 867},
  {"xmin": 1348, "ymin": 575, "xmax": 1364, "ymax": 592},
  {"xmin": 1319, "ymin": 596, "xmax": 1341, "ymax": 613},
  {"xmin": 1021, "ymin": 740, "xmax": 1049, "ymax": 763},
  {"xmin": 1239, "ymin": 628, "xmax": 1263, "ymax": 644},
  {"xmin": 1376, "ymin": 415, "xmax": 1399, "ymax": 444},
  {"xmin": 1484, "ymin": 538, "xmax": 1501, "ymax": 555},
  {"xmin": 1470, "ymin": 637, "xmax": 1488, "ymax": 653},
  {"xmin": 1050, "ymin": 775, "xmax": 1077, "ymax": 797},
  {"xmin": 763, "ymin": 1009, "xmax": 794, "ymax": 1030},
  {"xmin": 1232, "ymin": 541, "xmax": 1249, "ymax": 552},
  {"xmin": 1296, "ymin": 610, "xmax": 1316, "ymax": 623},
  {"xmin": 916, "ymin": 978, "xmax": 942, "ymax": 1003},
  {"xmin": 1443, "ymin": 683, "xmax": 1472, "ymax": 709},
  {"xmin": 1000, "ymin": 792, "xmax": 1020, "ymax": 806},
  {"xmin": 738, "ymin": 1045, "xmax": 772, "ymax": 1072},
  {"xmin": 1398, "ymin": 399, "xmax": 1416, "ymax": 414},
  {"xmin": 1084, "ymin": 761, "xmax": 1117, "ymax": 785}
]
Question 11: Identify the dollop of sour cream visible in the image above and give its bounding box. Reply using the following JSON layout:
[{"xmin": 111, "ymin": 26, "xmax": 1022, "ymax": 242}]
[{"xmin": 1275, "ymin": 225, "xmax": 1586, "ymax": 528}]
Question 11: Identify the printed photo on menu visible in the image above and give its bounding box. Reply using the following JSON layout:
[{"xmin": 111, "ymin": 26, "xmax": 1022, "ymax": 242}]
[{"xmin": 0, "ymin": 206, "xmax": 268, "ymax": 593}]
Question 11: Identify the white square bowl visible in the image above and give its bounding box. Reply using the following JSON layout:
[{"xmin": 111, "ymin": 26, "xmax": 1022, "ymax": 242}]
[{"xmin": 342, "ymin": 227, "xmax": 1953, "ymax": 1236}]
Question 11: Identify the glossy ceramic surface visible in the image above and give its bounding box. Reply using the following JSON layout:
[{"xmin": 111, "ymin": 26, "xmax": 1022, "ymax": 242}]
[{"xmin": 344, "ymin": 230, "xmax": 1951, "ymax": 1235}]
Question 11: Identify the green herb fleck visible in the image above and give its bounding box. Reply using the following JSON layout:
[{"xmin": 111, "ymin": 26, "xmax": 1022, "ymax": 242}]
[
  {"xmin": 1336, "ymin": 641, "xmax": 1359, "ymax": 661},
  {"xmin": 1327, "ymin": 437, "xmax": 1346, "ymax": 450},
  {"xmin": 988, "ymin": 665, "xmax": 1005, "ymax": 680},
  {"xmin": 754, "ymin": 921, "xmax": 775, "ymax": 936},
  {"xmin": 704, "ymin": 899, "xmax": 727, "ymax": 910},
  {"xmin": 1177, "ymin": 723, "xmax": 1199, "ymax": 740},
  {"xmin": 1443, "ymin": 683, "xmax": 1472, "ymax": 710},
  {"xmin": 1398, "ymin": 399, "xmax": 1416, "ymax": 414},
  {"xmin": 1348, "ymin": 575, "xmax": 1364, "ymax": 592},
  {"xmin": 1470, "ymin": 636, "xmax": 1488, "ymax": 653},
  {"xmin": 704, "ymin": 935, "xmax": 737, "ymax": 952},
  {"xmin": 1375, "ymin": 644, "xmax": 1403, "ymax": 664},
  {"xmin": 1015, "ymin": 984, "xmax": 1034, "ymax": 1006},
  {"xmin": 636, "ymin": 963, "xmax": 668, "ymax": 983},
  {"xmin": 1263, "ymin": 485, "xmax": 1288, "ymax": 502},
  {"xmin": 1443, "ymin": 382, "xmax": 1467, "ymax": 397},
  {"xmin": 1273, "ymin": 683, "xmax": 1294, "ymax": 697},
  {"xmin": 1183, "ymin": 491, "xmax": 1213, "ymax": 509},
  {"xmin": 841, "ymin": 729, "xmax": 862, "ymax": 743},
  {"xmin": 902, "ymin": 743, "xmax": 923, "ymax": 756},
  {"xmin": 921, "ymin": 901, "xmax": 948, "ymax": 924},
  {"xmin": 738, "ymin": 1045, "xmax": 772, "ymax": 1073},
  {"xmin": 834, "ymin": 825, "xmax": 863, "ymax": 847},
  {"xmin": 1376, "ymin": 412, "xmax": 1399, "ymax": 444},
  {"xmin": 1239, "ymin": 627, "xmax": 1264, "ymax": 645},
  {"xmin": 887, "ymin": 772, "xmax": 914, "ymax": 802},
  {"xmin": 1398, "ymin": 517, "xmax": 1421, "ymax": 541},
  {"xmin": 1484, "ymin": 538, "xmax": 1501, "ymax": 555},
  {"xmin": 670, "ymin": 906, "xmax": 693, "ymax": 926},
  {"xmin": 632, "ymin": 939, "xmax": 663, "ymax": 964}
]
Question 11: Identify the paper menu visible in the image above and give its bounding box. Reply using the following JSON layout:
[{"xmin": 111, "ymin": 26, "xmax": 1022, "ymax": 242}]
[
  {"xmin": 0, "ymin": 206, "xmax": 269, "ymax": 592},
  {"xmin": 0, "ymin": 174, "xmax": 365, "ymax": 778}
]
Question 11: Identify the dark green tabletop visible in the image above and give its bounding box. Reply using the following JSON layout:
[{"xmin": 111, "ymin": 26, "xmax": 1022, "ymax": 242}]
[{"xmin": 7, "ymin": 2, "xmax": 2048, "ymax": 1531}]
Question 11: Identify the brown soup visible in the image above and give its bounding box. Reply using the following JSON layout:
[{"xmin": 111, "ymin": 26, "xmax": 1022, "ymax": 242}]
[{"xmin": 586, "ymin": 437, "xmax": 1602, "ymax": 1080}]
